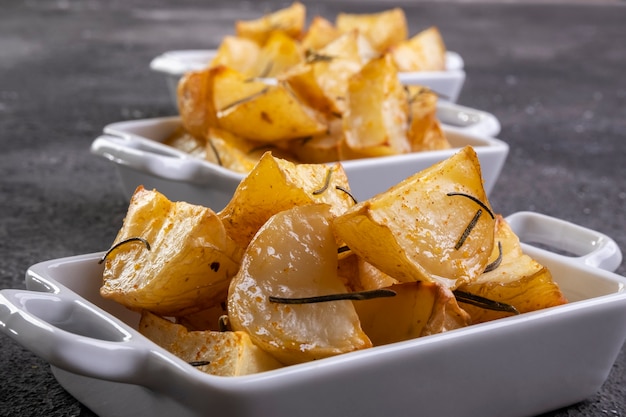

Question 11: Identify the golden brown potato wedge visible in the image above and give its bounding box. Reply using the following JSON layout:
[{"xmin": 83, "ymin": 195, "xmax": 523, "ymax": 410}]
[
  {"xmin": 209, "ymin": 35, "xmax": 261, "ymax": 77},
  {"xmin": 287, "ymin": 117, "xmax": 343, "ymax": 163},
  {"xmin": 300, "ymin": 15, "xmax": 341, "ymax": 51},
  {"xmin": 205, "ymin": 127, "xmax": 296, "ymax": 174},
  {"xmin": 389, "ymin": 26, "xmax": 447, "ymax": 72},
  {"xmin": 354, "ymin": 282, "xmax": 470, "ymax": 346},
  {"xmin": 175, "ymin": 301, "xmax": 228, "ymax": 331},
  {"xmin": 280, "ymin": 62, "xmax": 338, "ymax": 117},
  {"xmin": 211, "ymin": 65, "xmax": 271, "ymax": 115},
  {"xmin": 406, "ymin": 86, "xmax": 451, "ymax": 152},
  {"xmin": 163, "ymin": 126, "xmax": 207, "ymax": 159},
  {"xmin": 216, "ymin": 80, "xmax": 328, "ymax": 142},
  {"xmin": 335, "ymin": 8, "xmax": 408, "ymax": 53},
  {"xmin": 177, "ymin": 67, "xmax": 219, "ymax": 140},
  {"xmin": 100, "ymin": 186, "xmax": 243, "ymax": 316},
  {"xmin": 248, "ymin": 30, "xmax": 304, "ymax": 78},
  {"xmin": 332, "ymin": 146, "xmax": 495, "ymax": 289},
  {"xmin": 235, "ymin": 2, "xmax": 306, "ymax": 45},
  {"xmin": 218, "ymin": 152, "xmax": 356, "ymax": 248},
  {"xmin": 457, "ymin": 215, "xmax": 568, "ymax": 323},
  {"xmin": 342, "ymin": 55, "xmax": 410, "ymax": 156},
  {"xmin": 227, "ymin": 204, "xmax": 372, "ymax": 365},
  {"xmin": 281, "ymin": 30, "xmax": 366, "ymax": 117},
  {"xmin": 355, "ymin": 256, "xmax": 400, "ymax": 291},
  {"xmin": 139, "ymin": 311, "xmax": 282, "ymax": 376}
]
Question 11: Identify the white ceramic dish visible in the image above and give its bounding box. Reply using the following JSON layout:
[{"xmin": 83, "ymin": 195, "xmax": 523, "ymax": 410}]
[
  {"xmin": 0, "ymin": 211, "xmax": 624, "ymax": 417},
  {"xmin": 90, "ymin": 102, "xmax": 504, "ymax": 211},
  {"xmin": 150, "ymin": 49, "xmax": 467, "ymax": 104}
]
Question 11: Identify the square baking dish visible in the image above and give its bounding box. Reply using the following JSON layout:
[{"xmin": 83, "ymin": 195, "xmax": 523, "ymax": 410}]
[
  {"xmin": 90, "ymin": 101, "xmax": 505, "ymax": 211},
  {"xmin": 150, "ymin": 49, "xmax": 466, "ymax": 105},
  {"xmin": 0, "ymin": 211, "xmax": 624, "ymax": 417}
]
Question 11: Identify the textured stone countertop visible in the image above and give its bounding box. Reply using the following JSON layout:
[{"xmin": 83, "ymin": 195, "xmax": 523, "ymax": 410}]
[{"xmin": 1, "ymin": 0, "xmax": 624, "ymax": 416}]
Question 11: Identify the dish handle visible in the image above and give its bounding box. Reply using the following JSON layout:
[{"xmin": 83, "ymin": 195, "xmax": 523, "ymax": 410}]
[
  {"xmin": 505, "ymin": 211, "xmax": 623, "ymax": 272},
  {"xmin": 91, "ymin": 134, "xmax": 230, "ymax": 186},
  {"xmin": 0, "ymin": 289, "xmax": 168, "ymax": 386},
  {"xmin": 436, "ymin": 102, "xmax": 501, "ymax": 137}
]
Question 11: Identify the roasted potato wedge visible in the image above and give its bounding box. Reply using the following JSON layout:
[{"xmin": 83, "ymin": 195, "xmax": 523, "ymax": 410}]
[
  {"xmin": 235, "ymin": 2, "xmax": 306, "ymax": 45},
  {"xmin": 342, "ymin": 55, "xmax": 410, "ymax": 157},
  {"xmin": 457, "ymin": 215, "xmax": 568, "ymax": 323},
  {"xmin": 248, "ymin": 30, "xmax": 304, "ymax": 78},
  {"xmin": 218, "ymin": 152, "xmax": 355, "ymax": 248},
  {"xmin": 335, "ymin": 8, "xmax": 408, "ymax": 53},
  {"xmin": 354, "ymin": 282, "xmax": 470, "ymax": 346},
  {"xmin": 139, "ymin": 311, "xmax": 282, "ymax": 376},
  {"xmin": 216, "ymin": 80, "xmax": 328, "ymax": 142},
  {"xmin": 175, "ymin": 301, "xmax": 228, "ymax": 332},
  {"xmin": 282, "ymin": 30, "xmax": 366, "ymax": 117},
  {"xmin": 333, "ymin": 146, "xmax": 495, "ymax": 289},
  {"xmin": 100, "ymin": 186, "xmax": 243, "ymax": 316},
  {"xmin": 300, "ymin": 15, "xmax": 341, "ymax": 51},
  {"xmin": 389, "ymin": 26, "xmax": 447, "ymax": 72},
  {"xmin": 163, "ymin": 126, "xmax": 207, "ymax": 159},
  {"xmin": 177, "ymin": 67, "xmax": 219, "ymax": 140},
  {"xmin": 227, "ymin": 204, "xmax": 372, "ymax": 365},
  {"xmin": 288, "ymin": 117, "xmax": 343, "ymax": 163},
  {"xmin": 205, "ymin": 127, "xmax": 296, "ymax": 174},
  {"xmin": 406, "ymin": 86, "xmax": 451, "ymax": 152},
  {"xmin": 337, "ymin": 252, "xmax": 399, "ymax": 292},
  {"xmin": 209, "ymin": 35, "xmax": 261, "ymax": 77}
]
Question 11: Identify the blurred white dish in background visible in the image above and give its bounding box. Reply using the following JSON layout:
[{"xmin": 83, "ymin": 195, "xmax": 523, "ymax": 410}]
[
  {"xmin": 90, "ymin": 102, "xmax": 505, "ymax": 211},
  {"xmin": 150, "ymin": 49, "xmax": 466, "ymax": 105}
]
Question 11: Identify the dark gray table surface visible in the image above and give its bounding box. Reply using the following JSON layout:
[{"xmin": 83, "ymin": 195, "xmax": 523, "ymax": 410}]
[{"xmin": 1, "ymin": 0, "xmax": 625, "ymax": 416}]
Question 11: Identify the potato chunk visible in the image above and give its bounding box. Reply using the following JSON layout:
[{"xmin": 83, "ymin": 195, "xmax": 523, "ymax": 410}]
[
  {"xmin": 333, "ymin": 146, "xmax": 495, "ymax": 289},
  {"xmin": 227, "ymin": 204, "xmax": 372, "ymax": 365},
  {"xmin": 335, "ymin": 8, "xmax": 408, "ymax": 53},
  {"xmin": 457, "ymin": 215, "xmax": 568, "ymax": 323},
  {"xmin": 205, "ymin": 127, "xmax": 296, "ymax": 174},
  {"xmin": 235, "ymin": 2, "xmax": 306, "ymax": 45},
  {"xmin": 177, "ymin": 68, "xmax": 219, "ymax": 141},
  {"xmin": 218, "ymin": 152, "xmax": 355, "ymax": 248},
  {"xmin": 247, "ymin": 30, "xmax": 304, "ymax": 78},
  {"xmin": 300, "ymin": 16, "xmax": 341, "ymax": 51},
  {"xmin": 342, "ymin": 55, "xmax": 410, "ymax": 157},
  {"xmin": 209, "ymin": 35, "xmax": 261, "ymax": 77},
  {"xmin": 100, "ymin": 186, "xmax": 243, "ymax": 316},
  {"xmin": 406, "ymin": 86, "xmax": 450, "ymax": 152},
  {"xmin": 354, "ymin": 282, "xmax": 470, "ymax": 346},
  {"xmin": 389, "ymin": 26, "xmax": 447, "ymax": 72},
  {"xmin": 139, "ymin": 311, "xmax": 282, "ymax": 376},
  {"xmin": 216, "ymin": 80, "xmax": 328, "ymax": 142}
]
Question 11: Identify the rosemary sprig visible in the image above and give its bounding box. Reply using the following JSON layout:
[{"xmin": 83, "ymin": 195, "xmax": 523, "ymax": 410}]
[
  {"xmin": 453, "ymin": 290, "xmax": 519, "ymax": 314},
  {"xmin": 337, "ymin": 245, "xmax": 351, "ymax": 254},
  {"xmin": 455, "ymin": 209, "xmax": 483, "ymax": 250},
  {"xmin": 189, "ymin": 361, "xmax": 211, "ymax": 367},
  {"xmin": 312, "ymin": 169, "xmax": 333, "ymax": 195},
  {"xmin": 99, "ymin": 237, "xmax": 151, "ymax": 264},
  {"xmin": 335, "ymin": 185, "xmax": 358, "ymax": 204},
  {"xmin": 269, "ymin": 288, "xmax": 396, "ymax": 304},
  {"xmin": 305, "ymin": 49, "xmax": 335, "ymax": 63},
  {"xmin": 446, "ymin": 192, "xmax": 495, "ymax": 219},
  {"xmin": 483, "ymin": 241, "xmax": 503, "ymax": 273},
  {"xmin": 219, "ymin": 87, "xmax": 270, "ymax": 113}
]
